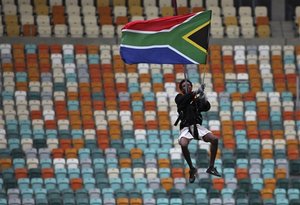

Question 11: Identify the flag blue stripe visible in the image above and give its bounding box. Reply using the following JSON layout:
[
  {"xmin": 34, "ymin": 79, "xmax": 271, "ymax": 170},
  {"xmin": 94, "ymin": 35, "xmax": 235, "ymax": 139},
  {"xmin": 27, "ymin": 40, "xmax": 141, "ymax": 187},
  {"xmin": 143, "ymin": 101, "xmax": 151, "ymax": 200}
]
[{"xmin": 120, "ymin": 47, "xmax": 194, "ymax": 64}]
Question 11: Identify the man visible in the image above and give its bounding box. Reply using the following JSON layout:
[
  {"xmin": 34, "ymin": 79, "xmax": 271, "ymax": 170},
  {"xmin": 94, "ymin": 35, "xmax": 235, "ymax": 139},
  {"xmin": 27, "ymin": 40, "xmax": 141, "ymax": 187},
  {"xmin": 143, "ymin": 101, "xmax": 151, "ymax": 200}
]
[{"xmin": 175, "ymin": 79, "xmax": 221, "ymax": 183}]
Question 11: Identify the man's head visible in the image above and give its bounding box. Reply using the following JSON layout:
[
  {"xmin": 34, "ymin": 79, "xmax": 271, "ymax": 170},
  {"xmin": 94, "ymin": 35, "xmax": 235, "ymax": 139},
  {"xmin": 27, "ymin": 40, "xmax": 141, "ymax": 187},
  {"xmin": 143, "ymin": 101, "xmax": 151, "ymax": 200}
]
[{"xmin": 179, "ymin": 79, "xmax": 193, "ymax": 94}]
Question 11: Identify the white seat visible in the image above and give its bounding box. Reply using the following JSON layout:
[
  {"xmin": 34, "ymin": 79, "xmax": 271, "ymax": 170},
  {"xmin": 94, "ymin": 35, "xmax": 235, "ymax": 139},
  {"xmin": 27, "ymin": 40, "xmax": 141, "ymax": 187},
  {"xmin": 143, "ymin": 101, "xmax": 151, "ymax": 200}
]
[
  {"xmin": 81, "ymin": 0, "xmax": 94, "ymax": 6},
  {"xmin": 82, "ymin": 5, "xmax": 96, "ymax": 16},
  {"xmin": 20, "ymin": 15, "xmax": 34, "ymax": 25},
  {"xmin": 66, "ymin": 5, "xmax": 80, "ymax": 15},
  {"xmin": 113, "ymin": 6, "xmax": 127, "ymax": 18},
  {"xmin": 190, "ymin": 0, "xmax": 203, "ymax": 7},
  {"xmin": 221, "ymin": 0, "xmax": 233, "ymax": 7},
  {"xmin": 53, "ymin": 158, "xmax": 66, "ymax": 169},
  {"xmin": 65, "ymin": 0, "xmax": 78, "ymax": 6},
  {"xmin": 54, "ymin": 24, "xmax": 68, "ymax": 37},
  {"xmin": 255, "ymin": 6, "xmax": 268, "ymax": 17},
  {"xmin": 159, "ymin": 0, "xmax": 171, "ymax": 7},
  {"xmin": 239, "ymin": 6, "xmax": 252, "ymax": 16},
  {"xmin": 3, "ymin": 4, "xmax": 17, "ymax": 15},
  {"xmin": 101, "ymin": 25, "xmax": 115, "ymax": 38},
  {"xmin": 206, "ymin": 0, "xmax": 218, "ymax": 8},
  {"xmin": 19, "ymin": 4, "xmax": 33, "ymax": 15},
  {"xmin": 144, "ymin": 0, "xmax": 156, "ymax": 6},
  {"xmin": 67, "ymin": 158, "xmax": 79, "ymax": 169}
]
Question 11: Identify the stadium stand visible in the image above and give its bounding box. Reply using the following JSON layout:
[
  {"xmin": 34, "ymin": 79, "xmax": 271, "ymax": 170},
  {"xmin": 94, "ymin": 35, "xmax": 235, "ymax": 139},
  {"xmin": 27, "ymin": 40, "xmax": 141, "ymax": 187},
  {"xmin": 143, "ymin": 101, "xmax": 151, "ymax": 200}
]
[{"xmin": 0, "ymin": 0, "xmax": 299, "ymax": 205}]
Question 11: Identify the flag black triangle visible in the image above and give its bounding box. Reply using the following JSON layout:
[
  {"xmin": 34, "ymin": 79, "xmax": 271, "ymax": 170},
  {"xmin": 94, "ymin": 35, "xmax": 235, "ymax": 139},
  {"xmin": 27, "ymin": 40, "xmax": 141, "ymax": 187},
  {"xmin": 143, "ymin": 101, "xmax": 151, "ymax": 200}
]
[{"xmin": 187, "ymin": 22, "xmax": 210, "ymax": 52}]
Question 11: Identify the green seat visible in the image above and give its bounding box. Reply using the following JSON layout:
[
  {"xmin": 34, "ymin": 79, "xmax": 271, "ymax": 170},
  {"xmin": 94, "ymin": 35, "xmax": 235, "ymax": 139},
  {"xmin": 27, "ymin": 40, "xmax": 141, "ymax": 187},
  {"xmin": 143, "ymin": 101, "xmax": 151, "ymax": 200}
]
[
  {"xmin": 195, "ymin": 198, "xmax": 209, "ymax": 205},
  {"xmin": 236, "ymin": 148, "xmax": 248, "ymax": 158},
  {"xmin": 63, "ymin": 198, "xmax": 75, "ymax": 205},
  {"xmin": 236, "ymin": 198, "xmax": 249, "ymax": 205},
  {"xmin": 290, "ymin": 199, "xmax": 300, "ymax": 205},
  {"xmin": 208, "ymin": 189, "xmax": 220, "ymax": 198},
  {"xmin": 289, "ymin": 160, "xmax": 300, "ymax": 176},
  {"xmin": 291, "ymin": 178, "xmax": 300, "ymax": 189},
  {"xmin": 110, "ymin": 140, "xmax": 122, "ymax": 149},
  {"xmin": 276, "ymin": 178, "xmax": 290, "ymax": 190},
  {"xmin": 129, "ymin": 189, "xmax": 141, "ymax": 198},
  {"xmin": 263, "ymin": 199, "xmax": 275, "ymax": 205},
  {"xmin": 234, "ymin": 188, "xmax": 247, "ymax": 199},
  {"xmin": 91, "ymin": 149, "xmax": 104, "ymax": 159},
  {"xmin": 115, "ymin": 188, "xmax": 128, "ymax": 198},
  {"xmin": 154, "ymin": 188, "xmax": 167, "ymax": 198},
  {"xmin": 118, "ymin": 148, "xmax": 130, "ymax": 158},
  {"xmin": 249, "ymin": 198, "xmax": 263, "ymax": 205},
  {"xmin": 168, "ymin": 188, "xmax": 181, "ymax": 198},
  {"xmin": 223, "ymin": 158, "xmax": 235, "ymax": 168},
  {"xmin": 36, "ymin": 198, "xmax": 48, "ymax": 205},
  {"xmin": 199, "ymin": 178, "xmax": 212, "ymax": 191}
]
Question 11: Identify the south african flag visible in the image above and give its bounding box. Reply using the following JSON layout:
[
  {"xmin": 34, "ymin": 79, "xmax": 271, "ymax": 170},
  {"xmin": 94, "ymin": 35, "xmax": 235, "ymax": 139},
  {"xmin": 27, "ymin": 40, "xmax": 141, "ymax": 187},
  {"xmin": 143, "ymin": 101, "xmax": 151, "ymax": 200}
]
[{"xmin": 120, "ymin": 10, "xmax": 211, "ymax": 64}]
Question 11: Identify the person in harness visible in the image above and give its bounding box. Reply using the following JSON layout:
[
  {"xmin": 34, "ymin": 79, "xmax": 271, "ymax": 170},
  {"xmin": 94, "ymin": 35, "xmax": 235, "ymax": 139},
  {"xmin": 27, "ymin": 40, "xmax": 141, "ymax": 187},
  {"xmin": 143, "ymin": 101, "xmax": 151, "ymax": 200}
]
[{"xmin": 175, "ymin": 79, "xmax": 221, "ymax": 183}]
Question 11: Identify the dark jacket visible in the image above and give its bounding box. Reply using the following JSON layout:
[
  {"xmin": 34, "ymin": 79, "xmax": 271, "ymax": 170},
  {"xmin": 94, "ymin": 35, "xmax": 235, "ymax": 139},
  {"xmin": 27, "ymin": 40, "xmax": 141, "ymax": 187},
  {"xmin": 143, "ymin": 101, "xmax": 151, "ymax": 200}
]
[{"xmin": 175, "ymin": 92, "xmax": 211, "ymax": 130}]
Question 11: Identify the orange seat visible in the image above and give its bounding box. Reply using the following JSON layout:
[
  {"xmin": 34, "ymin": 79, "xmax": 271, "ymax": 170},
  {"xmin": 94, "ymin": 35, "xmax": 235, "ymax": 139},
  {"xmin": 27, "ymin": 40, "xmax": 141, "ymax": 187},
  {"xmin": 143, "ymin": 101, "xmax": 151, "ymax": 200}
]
[
  {"xmin": 171, "ymin": 168, "xmax": 184, "ymax": 178},
  {"xmin": 117, "ymin": 198, "xmax": 129, "ymax": 205},
  {"xmin": 223, "ymin": 138, "xmax": 235, "ymax": 149},
  {"xmin": 15, "ymin": 168, "xmax": 28, "ymax": 179},
  {"xmin": 212, "ymin": 178, "xmax": 225, "ymax": 191},
  {"xmin": 97, "ymin": 137, "xmax": 110, "ymax": 150},
  {"xmin": 261, "ymin": 149, "xmax": 273, "ymax": 159},
  {"xmin": 52, "ymin": 148, "xmax": 64, "ymax": 158},
  {"xmin": 59, "ymin": 139, "xmax": 72, "ymax": 149},
  {"xmin": 130, "ymin": 148, "xmax": 143, "ymax": 159},
  {"xmin": 119, "ymin": 158, "xmax": 132, "ymax": 168},
  {"xmin": 259, "ymin": 130, "xmax": 271, "ymax": 139},
  {"xmin": 70, "ymin": 178, "xmax": 83, "ymax": 191},
  {"xmin": 45, "ymin": 120, "xmax": 57, "ymax": 129},
  {"xmin": 261, "ymin": 188, "xmax": 273, "ymax": 200},
  {"xmin": 161, "ymin": 178, "xmax": 173, "ymax": 191},
  {"xmin": 72, "ymin": 139, "xmax": 84, "ymax": 149},
  {"xmin": 272, "ymin": 130, "xmax": 284, "ymax": 139},
  {"xmin": 236, "ymin": 168, "xmax": 248, "ymax": 179},
  {"xmin": 153, "ymin": 83, "xmax": 164, "ymax": 92},
  {"xmin": 264, "ymin": 178, "xmax": 276, "ymax": 191},
  {"xmin": 65, "ymin": 148, "xmax": 78, "ymax": 158},
  {"xmin": 115, "ymin": 16, "xmax": 129, "ymax": 25},
  {"xmin": 158, "ymin": 158, "xmax": 170, "ymax": 168},
  {"xmin": 42, "ymin": 168, "xmax": 54, "ymax": 178},
  {"xmin": 287, "ymin": 149, "xmax": 299, "ymax": 160},
  {"xmin": 129, "ymin": 198, "xmax": 142, "ymax": 205},
  {"xmin": 275, "ymin": 168, "xmax": 287, "ymax": 179}
]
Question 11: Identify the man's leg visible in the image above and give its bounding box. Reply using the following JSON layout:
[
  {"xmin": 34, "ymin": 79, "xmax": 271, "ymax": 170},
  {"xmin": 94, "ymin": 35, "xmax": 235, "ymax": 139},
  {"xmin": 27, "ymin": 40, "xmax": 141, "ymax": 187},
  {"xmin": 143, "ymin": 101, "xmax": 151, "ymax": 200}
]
[
  {"xmin": 202, "ymin": 133, "xmax": 221, "ymax": 177},
  {"xmin": 179, "ymin": 137, "xmax": 197, "ymax": 183}
]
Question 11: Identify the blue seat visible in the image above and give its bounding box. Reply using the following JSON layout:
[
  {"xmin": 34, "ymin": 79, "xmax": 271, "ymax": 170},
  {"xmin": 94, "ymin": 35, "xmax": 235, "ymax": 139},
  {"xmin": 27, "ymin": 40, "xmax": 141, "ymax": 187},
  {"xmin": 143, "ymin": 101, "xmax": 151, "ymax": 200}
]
[
  {"xmin": 106, "ymin": 158, "xmax": 118, "ymax": 168},
  {"xmin": 21, "ymin": 188, "xmax": 33, "ymax": 199},
  {"xmin": 93, "ymin": 158, "xmax": 106, "ymax": 169},
  {"xmin": 40, "ymin": 158, "xmax": 52, "ymax": 168},
  {"xmin": 159, "ymin": 168, "xmax": 171, "ymax": 178},
  {"xmin": 288, "ymin": 188, "xmax": 300, "ymax": 200},
  {"xmin": 274, "ymin": 188, "xmax": 286, "ymax": 200},
  {"xmin": 220, "ymin": 101, "xmax": 231, "ymax": 111},
  {"xmin": 122, "ymin": 177, "xmax": 135, "ymax": 191},
  {"xmin": 136, "ymin": 139, "xmax": 147, "ymax": 150},
  {"xmin": 13, "ymin": 158, "xmax": 26, "ymax": 168},
  {"xmin": 235, "ymin": 130, "xmax": 247, "ymax": 140},
  {"xmin": 131, "ymin": 101, "xmax": 143, "ymax": 111},
  {"xmin": 156, "ymin": 198, "xmax": 169, "ymax": 205},
  {"xmin": 161, "ymin": 137, "xmax": 172, "ymax": 149},
  {"xmin": 221, "ymin": 188, "xmax": 234, "ymax": 199},
  {"xmin": 0, "ymin": 199, "xmax": 7, "ymax": 205},
  {"xmin": 89, "ymin": 198, "xmax": 102, "ymax": 205},
  {"xmin": 109, "ymin": 178, "xmax": 121, "ymax": 191},
  {"xmin": 157, "ymin": 148, "xmax": 169, "ymax": 159},
  {"xmin": 55, "ymin": 168, "xmax": 67, "ymax": 179},
  {"xmin": 236, "ymin": 138, "xmax": 248, "ymax": 149},
  {"xmin": 120, "ymin": 168, "xmax": 132, "ymax": 179},
  {"xmin": 144, "ymin": 148, "xmax": 156, "ymax": 159},
  {"xmin": 44, "ymin": 178, "xmax": 57, "ymax": 190},
  {"xmin": 34, "ymin": 188, "xmax": 47, "ymax": 199},
  {"xmin": 31, "ymin": 178, "xmax": 43, "ymax": 189},
  {"xmin": 251, "ymin": 178, "xmax": 264, "ymax": 190},
  {"xmin": 82, "ymin": 168, "xmax": 93, "ymax": 179},
  {"xmin": 170, "ymin": 198, "xmax": 182, "ymax": 205},
  {"xmin": 262, "ymin": 167, "xmax": 274, "ymax": 179},
  {"xmin": 78, "ymin": 148, "xmax": 90, "ymax": 160},
  {"xmin": 245, "ymin": 101, "xmax": 256, "ymax": 111},
  {"xmin": 102, "ymin": 188, "xmax": 114, "ymax": 199},
  {"xmin": 83, "ymin": 178, "xmax": 96, "ymax": 190},
  {"xmin": 57, "ymin": 178, "xmax": 70, "ymax": 191},
  {"xmin": 236, "ymin": 158, "xmax": 248, "ymax": 168},
  {"xmin": 123, "ymin": 138, "xmax": 135, "ymax": 150},
  {"xmin": 144, "ymin": 92, "xmax": 155, "ymax": 101},
  {"xmin": 142, "ymin": 188, "xmax": 154, "ymax": 199},
  {"xmin": 135, "ymin": 177, "xmax": 147, "ymax": 190},
  {"xmin": 148, "ymin": 138, "xmax": 160, "ymax": 150}
]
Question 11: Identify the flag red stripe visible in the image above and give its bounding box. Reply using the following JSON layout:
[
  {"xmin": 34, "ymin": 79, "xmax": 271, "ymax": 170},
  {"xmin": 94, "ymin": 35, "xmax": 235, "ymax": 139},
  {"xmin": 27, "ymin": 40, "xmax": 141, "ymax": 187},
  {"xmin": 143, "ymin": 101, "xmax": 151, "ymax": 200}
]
[{"xmin": 122, "ymin": 13, "xmax": 196, "ymax": 31}]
